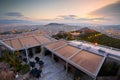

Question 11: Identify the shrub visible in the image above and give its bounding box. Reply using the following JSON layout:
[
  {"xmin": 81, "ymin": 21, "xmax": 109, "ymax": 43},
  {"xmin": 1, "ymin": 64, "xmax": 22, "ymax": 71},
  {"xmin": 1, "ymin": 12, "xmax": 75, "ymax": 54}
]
[{"xmin": 20, "ymin": 64, "xmax": 30, "ymax": 75}]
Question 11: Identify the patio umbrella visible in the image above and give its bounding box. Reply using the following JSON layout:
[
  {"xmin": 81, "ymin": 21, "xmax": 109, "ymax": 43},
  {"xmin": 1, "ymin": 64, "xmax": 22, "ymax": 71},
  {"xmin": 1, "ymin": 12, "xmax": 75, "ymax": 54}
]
[
  {"xmin": 35, "ymin": 57, "xmax": 40, "ymax": 63},
  {"xmin": 30, "ymin": 68, "xmax": 42, "ymax": 78},
  {"xmin": 35, "ymin": 69, "xmax": 42, "ymax": 78},
  {"xmin": 38, "ymin": 60, "xmax": 44, "ymax": 69},
  {"xmin": 29, "ymin": 61, "xmax": 35, "ymax": 68},
  {"xmin": 38, "ymin": 60, "xmax": 44, "ymax": 66}
]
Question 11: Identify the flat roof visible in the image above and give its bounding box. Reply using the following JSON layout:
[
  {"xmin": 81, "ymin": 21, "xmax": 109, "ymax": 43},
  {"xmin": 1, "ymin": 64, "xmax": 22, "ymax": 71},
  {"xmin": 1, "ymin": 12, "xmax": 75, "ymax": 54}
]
[
  {"xmin": 4, "ymin": 40, "xmax": 11, "ymax": 47},
  {"xmin": 1, "ymin": 35, "xmax": 55, "ymax": 50},
  {"xmin": 11, "ymin": 38, "xmax": 22, "ymax": 49},
  {"xmin": 54, "ymin": 45, "xmax": 79, "ymax": 58},
  {"xmin": 44, "ymin": 40, "xmax": 106, "ymax": 78},
  {"xmin": 35, "ymin": 35, "xmax": 52, "ymax": 44},
  {"xmin": 45, "ymin": 40, "xmax": 67, "ymax": 50},
  {"xmin": 70, "ymin": 50, "xmax": 103, "ymax": 74},
  {"xmin": 19, "ymin": 36, "xmax": 39, "ymax": 47}
]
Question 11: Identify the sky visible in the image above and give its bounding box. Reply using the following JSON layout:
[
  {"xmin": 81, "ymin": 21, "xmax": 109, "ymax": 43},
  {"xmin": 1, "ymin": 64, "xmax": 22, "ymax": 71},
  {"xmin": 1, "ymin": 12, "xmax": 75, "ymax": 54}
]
[{"xmin": 0, "ymin": 0, "xmax": 120, "ymax": 25}]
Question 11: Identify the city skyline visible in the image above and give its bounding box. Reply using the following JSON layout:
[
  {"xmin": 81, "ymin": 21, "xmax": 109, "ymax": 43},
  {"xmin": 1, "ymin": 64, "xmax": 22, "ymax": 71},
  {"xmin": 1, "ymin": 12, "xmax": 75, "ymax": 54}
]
[{"xmin": 0, "ymin": 0, "xmax": 120, "ymax": 25}]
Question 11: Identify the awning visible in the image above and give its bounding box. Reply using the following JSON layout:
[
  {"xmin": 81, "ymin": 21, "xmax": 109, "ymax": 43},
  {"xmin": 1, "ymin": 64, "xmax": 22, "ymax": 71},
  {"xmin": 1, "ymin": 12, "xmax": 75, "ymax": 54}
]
[
  {"xmin": 0, "ymin": 35, "xmax": 55, "ymax": 51},
  {"xmin": 44, "ymin": 41, "xmax": 106, "ymax": 78},
  {"xmin": 45, "ymin": 39, "xmax": 67, "ymax": 50}
]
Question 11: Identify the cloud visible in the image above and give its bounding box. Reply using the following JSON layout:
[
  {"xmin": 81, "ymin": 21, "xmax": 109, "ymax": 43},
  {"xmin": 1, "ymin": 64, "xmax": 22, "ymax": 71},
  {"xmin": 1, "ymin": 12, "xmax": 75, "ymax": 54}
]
[
  {"xmin": 0, "ymin": 19, "xmax": 33, "ymax": 24},
  {"xmin": 55, "ymin": 15, "xmax": 108, "ymax": 22},
  {"xmin": 57, "ymin": 15, "xmax": 77, "ymax": 20},
  {"xmin": 89, "ymin": 1, "xmax": 120, "ymax": 24},
  {"xmin": 79, "ymin": 17, "xmax": 109, "ymax": 21},
  {"xmin": 4, "ymin": 12, "xmax": 24, "ymax": 17},
  {"xmin": 3, "ymin": 12, "xmax": 31, "ymax": 20}
]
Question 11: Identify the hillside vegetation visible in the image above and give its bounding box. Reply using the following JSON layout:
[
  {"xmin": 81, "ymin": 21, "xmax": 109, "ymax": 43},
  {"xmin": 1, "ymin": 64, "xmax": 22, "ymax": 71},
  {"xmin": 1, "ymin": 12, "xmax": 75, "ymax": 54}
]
[{"xmin": 52, "ymin": 28, "xmax": 120, "ymax": 49}]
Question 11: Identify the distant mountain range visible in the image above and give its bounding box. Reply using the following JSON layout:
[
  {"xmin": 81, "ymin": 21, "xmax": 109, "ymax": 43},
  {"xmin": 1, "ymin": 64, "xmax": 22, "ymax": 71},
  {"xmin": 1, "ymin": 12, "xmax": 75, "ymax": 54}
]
[
  {"xmin": 46, "ymin": 23, "xmax": 65, "ymax": 26},
  {"xmin": 103, "ymin": 25, "xmax": 120, "ymax": 30},
  {"xmin": 0, "ymin": 22, "xmax": 120, "ymax": 33}
]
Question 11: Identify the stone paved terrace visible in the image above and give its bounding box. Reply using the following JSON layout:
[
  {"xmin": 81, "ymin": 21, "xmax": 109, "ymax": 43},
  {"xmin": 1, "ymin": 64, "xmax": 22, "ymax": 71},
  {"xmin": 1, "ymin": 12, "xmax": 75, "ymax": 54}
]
[{"xmin": 17, "ymin": 54, "xmax": 73, "ymax": 80}]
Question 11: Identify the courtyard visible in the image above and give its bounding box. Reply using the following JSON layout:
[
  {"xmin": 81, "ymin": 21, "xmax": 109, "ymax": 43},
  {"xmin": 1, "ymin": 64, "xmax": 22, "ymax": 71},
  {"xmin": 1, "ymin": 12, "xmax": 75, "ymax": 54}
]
[{"xmin": 17, "ymin": 53, "xmax": 73, "ymax": 80}]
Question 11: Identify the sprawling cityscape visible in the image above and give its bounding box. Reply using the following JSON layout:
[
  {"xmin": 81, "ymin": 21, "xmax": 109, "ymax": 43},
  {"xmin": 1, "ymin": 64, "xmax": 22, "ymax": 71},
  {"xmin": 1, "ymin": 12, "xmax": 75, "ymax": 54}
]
[{"xmin": 0, "ymin": 0, "xmax": 120, "ymax": 80}]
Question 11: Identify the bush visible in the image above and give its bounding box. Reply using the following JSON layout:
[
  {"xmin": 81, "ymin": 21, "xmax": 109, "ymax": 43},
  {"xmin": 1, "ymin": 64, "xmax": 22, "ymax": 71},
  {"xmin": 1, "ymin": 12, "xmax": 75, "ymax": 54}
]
[
  {"xmin": 29, "ymin": 61, "xmax": 35, "ymax": 68},
  {"xmin": 20, "ymin": 64, "xmax": 30, "ymax": 75},
  {"xmin": 15, "ymin": 64, "xmax": 22, "ymax": 72}
]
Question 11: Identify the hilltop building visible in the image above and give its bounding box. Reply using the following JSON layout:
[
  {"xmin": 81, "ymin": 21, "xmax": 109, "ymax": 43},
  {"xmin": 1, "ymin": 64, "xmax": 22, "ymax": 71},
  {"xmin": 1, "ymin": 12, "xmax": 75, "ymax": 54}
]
[{"xmin": 0, "ymin": 34, "xmax": 120, "ymax": 80}]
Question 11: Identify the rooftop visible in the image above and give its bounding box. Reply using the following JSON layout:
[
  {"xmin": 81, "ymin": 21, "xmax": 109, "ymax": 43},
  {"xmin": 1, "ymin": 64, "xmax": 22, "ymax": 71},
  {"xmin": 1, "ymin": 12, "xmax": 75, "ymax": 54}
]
[
  {"xmin": 1, "ymin": 35, "xmax": 55, "ymax": 51},
  {"xmin": 44, "ymin": 40, "xmax": 106, "ymax": 78},
  {"xmin": 69, "ymin": 40, "xmax": 120, "ymax": 57},
  {"xmin": 70, "ymin": 50, "xmax": 103, "ymax": 74},
  {"xmin": 55, "ymin": 44, "xmax": 79, "ymax": 58},
  {"xmin": 45, "ymin": 39, "xmax": 67, "ymax": 50}
]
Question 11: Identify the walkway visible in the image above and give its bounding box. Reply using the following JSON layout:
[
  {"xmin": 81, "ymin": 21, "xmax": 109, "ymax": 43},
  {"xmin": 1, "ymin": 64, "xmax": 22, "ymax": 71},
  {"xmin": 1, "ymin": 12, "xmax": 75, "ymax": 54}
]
[{"xmin": 29, "ymin": 54, "xmax": 73, "ymax": 80}]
